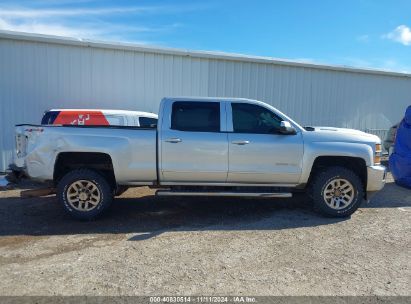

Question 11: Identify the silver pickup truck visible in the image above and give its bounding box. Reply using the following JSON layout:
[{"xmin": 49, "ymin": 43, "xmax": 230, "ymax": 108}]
[{"xmin": 14, "ymin": 97, "xmax": 386, "ymax": 220}]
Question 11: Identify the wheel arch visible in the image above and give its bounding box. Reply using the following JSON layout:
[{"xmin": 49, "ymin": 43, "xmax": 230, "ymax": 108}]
[
  {"xmin": 54, "ymin": 152, "xmax": 116, "ymax": 189},
  {"xmin": 307, "ymin": 156, "xmax": 367, "ymax": 194}
]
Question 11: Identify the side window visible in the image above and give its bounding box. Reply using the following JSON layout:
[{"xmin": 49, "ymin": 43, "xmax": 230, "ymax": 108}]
[
  {"xmin": 41, "ymin": 111, "xmax": 59, "ymax": 124},
  {"xmin": 171, "ymin": 102, "xmax": 220, "ymax": 132},
  {"xmin": 231, "ymin": 103, "xmax": 282, "ymax": 134},
  {"xmin": 105, "ymin": 115, "xmax": 125, "ymax": 126},
  {"xmin": 139, "ymin": 117, "xmax": 158, "ymax": 128}
]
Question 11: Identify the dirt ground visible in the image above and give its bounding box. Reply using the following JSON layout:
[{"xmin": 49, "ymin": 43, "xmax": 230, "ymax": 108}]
[{"xmin": 0, "ymin": 173, "xmax": 410, "ymax": 296}]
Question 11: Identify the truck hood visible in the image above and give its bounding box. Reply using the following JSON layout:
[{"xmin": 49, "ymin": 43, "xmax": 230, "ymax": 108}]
[{"xmin": 303, "ymin": 126, "xmax": 381, "ymax": 144}]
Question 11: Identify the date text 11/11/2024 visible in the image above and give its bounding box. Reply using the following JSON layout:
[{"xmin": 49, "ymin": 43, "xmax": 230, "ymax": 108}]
[{"xmin": 149, "ymin": 296, "xmax": 257, "ymax": 303}]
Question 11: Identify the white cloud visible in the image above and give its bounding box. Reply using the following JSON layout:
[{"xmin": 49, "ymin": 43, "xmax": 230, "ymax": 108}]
[
  {"xmin": 0, "ymin": 1, "xmax": 211, "ymax": 43},
  {"xmin": 0, "ymin": 3, "xmax": 185, "ymax": 43},
  {"xmin": 383, "ymin": 25, "xmax": 411, "ymax": 46},
  {"xmin": 0, "ymin": 16, "xmax": 159, "ymax": 42},
  {"xmin": 0, "ymin": 6, "xmax": 157, "ymax": 18},
  {"xmin": 0, "ymin": 17, "xmax": 99, "ymax": 37}
]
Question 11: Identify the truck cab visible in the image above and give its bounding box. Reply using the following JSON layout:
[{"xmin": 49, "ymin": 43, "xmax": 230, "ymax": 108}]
[{"xmin": 158, "ymin": 97, "xmax": 303, "ymax": 185}]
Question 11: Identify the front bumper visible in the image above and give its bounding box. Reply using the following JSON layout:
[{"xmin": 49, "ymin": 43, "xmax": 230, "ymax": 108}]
[{"xmin": 367, "ymin": 165, "xmax": 386, "ymax": 192}]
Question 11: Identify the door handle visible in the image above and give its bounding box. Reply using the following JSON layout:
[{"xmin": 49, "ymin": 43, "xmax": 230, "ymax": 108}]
[
  {"xmin": 232, "ymin": 140, "xmax": 250, "ymax": 145},
  {"xmin": 165, "ymin": 138, "xmax": 182, "ymax": 143}
]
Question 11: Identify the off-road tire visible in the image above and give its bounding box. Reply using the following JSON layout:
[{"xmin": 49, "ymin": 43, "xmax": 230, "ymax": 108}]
[
  {"xmin": 57, "ymin": 169, "xmax": 113, "ymax": 220},
  {"xmin": 310, "ymin": 166, "xmax": 364, "ymax": 217}
]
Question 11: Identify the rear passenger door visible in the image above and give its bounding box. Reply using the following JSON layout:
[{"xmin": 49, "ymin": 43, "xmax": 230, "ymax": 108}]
[{"xmin": 160, "ymin": 101, "xmax": 228, "ymax": 183}]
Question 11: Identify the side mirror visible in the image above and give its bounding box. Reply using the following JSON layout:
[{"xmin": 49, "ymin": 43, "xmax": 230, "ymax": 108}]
[{"xmin": 279, "ymin": 121, "xmax": 297, "ymax": 135}]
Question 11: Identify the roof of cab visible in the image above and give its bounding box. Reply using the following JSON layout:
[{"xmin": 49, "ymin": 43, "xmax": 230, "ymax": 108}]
[{"xmin": 164, "ymin": 96, "xmax": 258, "ymax": 103}]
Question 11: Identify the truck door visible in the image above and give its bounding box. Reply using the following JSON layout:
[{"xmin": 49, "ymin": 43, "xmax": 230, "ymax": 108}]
[
  {"xmin": 227, "ymin": 102, "xmax": 304, "ymax": 184},
  {"xmin": 160, "ymin": 101, "xmax": 228, "ymax": 183}
]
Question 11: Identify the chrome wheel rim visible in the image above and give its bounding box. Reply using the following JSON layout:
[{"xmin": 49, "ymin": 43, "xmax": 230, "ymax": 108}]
[
  {"xmin": 323, "ymin": 178, "xmax": 355, "ymax": 210},
  {"xmin": 67, "ymin": 180, "xmax": 101, "ymax": 211}
]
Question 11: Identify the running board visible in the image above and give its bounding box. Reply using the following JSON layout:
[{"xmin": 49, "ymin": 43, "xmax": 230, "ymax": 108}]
[{"xmin": 156, "ymin": 190, "xmax": 292, "ymax": 198}]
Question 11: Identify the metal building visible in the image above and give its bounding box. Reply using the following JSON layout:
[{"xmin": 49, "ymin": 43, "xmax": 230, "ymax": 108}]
[{"xmin": 1, "ymin": 30, "xmax": 411, "ymax": 172}]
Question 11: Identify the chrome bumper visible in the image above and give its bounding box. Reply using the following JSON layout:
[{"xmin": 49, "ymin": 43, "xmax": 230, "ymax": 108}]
[{"xmin": 367, "ymin": 165, "xmax": 386, "ymax": 192}]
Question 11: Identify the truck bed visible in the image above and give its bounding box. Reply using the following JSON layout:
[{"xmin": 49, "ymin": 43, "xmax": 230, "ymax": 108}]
[{"xmin": 15, "ymin": 124, "xmax": 158, "ymax": 184}]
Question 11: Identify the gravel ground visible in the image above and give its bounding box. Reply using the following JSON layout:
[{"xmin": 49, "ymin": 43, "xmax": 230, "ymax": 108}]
[{"xmin": 0, "ymin": 174, "xmax": 410, "ymax": 296}]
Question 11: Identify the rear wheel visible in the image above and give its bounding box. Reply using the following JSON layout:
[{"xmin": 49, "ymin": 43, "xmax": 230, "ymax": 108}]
[
  {"xmin": 57, "ymin": 169, "xmax": 113, "ymax": 220},
  {"xmin": 310, "ymin": 166, "xmax": 364, "ymax": 217}
]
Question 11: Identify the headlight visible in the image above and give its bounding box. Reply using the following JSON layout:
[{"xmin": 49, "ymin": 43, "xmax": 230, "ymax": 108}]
[{"xmin": 374, "ymin": 144, "xmax": 382, "ymax": 165}]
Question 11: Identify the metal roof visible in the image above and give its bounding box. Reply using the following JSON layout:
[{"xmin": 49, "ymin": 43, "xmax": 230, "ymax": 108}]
[{"xmin": 0, "ymin": 29, "xmax": 410, "ymax": 78}]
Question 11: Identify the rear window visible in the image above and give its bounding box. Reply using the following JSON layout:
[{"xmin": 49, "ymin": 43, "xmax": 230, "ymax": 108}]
[
  {"xmin": 139, "ymin": 117, "xmax": 158, "ymax": 128},
  {"xmin": 171, "ymin": 102, "xmax": 220, "ymax": 132}
]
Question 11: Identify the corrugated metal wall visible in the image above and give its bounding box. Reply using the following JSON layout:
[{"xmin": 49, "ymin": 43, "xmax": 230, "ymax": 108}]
[{"xmin": 1, "ymin": 34, "xmax": 411, "ymax": 172}]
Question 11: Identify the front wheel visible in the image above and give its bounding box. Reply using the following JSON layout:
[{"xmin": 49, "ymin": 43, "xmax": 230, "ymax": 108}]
[
  {"xmin": 310, "ymin": 166, "xmax": 364, "ymax": 217},
  {"xmin": 57, "ymin": 169, "xmax": 113, "ymax": 220}
]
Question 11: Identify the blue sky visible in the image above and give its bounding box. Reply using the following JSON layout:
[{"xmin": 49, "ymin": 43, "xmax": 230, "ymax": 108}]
[{"xmin": 0, "ymin": 0, "xmax": 410, "ymax": 72}]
